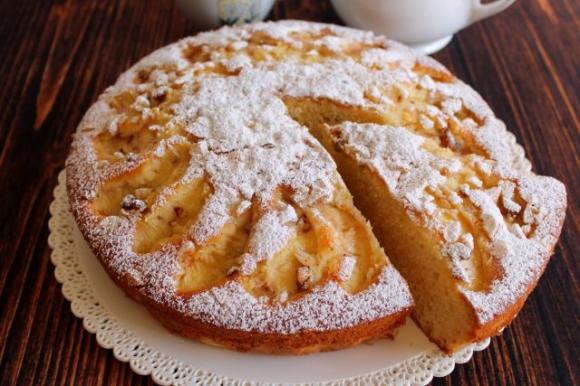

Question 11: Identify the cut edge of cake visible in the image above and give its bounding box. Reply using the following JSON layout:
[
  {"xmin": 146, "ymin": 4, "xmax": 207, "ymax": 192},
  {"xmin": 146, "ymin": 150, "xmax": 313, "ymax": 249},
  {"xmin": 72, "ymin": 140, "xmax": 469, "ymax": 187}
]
[{"xmin": 306, "ymin": 120, "xmax": 566, "ymax": 352}]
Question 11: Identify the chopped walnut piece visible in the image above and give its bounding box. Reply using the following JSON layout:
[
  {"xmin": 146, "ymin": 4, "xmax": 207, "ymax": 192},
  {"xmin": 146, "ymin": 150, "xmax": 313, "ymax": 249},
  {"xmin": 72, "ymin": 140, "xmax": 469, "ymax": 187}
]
[{"xmin": 121, "ymin": 194, "xmax": 147, "ymax": 212}]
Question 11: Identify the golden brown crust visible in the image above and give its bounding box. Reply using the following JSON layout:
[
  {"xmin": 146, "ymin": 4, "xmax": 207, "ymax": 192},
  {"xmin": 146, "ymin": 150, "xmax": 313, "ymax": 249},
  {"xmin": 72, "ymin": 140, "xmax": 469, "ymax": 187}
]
[
  {"xmin": 424, "ymin": 209, "xmax": 565, "ymax": 354},
  {"xmin": 94, "ymin": 238, "xmax": 411, "ymax": 354},
  {"xmin": 468, "ymin": 218, "xmax": 565, "ymax": 348},
  {"xmin": 151, "ymin": 300, "xmax": 410, "ymax": 355}
]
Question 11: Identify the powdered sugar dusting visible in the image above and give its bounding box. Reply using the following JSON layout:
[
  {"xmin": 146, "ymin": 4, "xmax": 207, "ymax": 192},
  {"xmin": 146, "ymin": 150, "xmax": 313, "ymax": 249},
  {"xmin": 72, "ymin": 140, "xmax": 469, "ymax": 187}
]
[
  {"xmin": 66, "ymin": 20, "xmax": 564, "ymax": 334},
  {"xmin": 240, "ymin": 205, "xmax": 297, "ymax": 275},
  {"xmin": 338, "ymin": 255, "xmax": 357, "ymax": 282},
  {"xmin": 459, "ymin": 176, "xmax": 565, "ymax": 323},
  {"xmin": 67, "ymin": 21, "xmax": 418, "ymax": 334},
  {"xmin": 173, "ymin": 264, "xmax": 411, "ymax": 333},
  {"xmin": 328, "ymin": 118, "xmax": 565, "ymax": 324}
]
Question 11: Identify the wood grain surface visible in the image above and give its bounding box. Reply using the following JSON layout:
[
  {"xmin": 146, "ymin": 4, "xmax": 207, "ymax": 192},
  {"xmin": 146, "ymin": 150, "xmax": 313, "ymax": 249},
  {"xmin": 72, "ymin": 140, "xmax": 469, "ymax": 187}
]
[{"xmin": 0, "ymin": 0, "xmax": 578, "ymax": 385}]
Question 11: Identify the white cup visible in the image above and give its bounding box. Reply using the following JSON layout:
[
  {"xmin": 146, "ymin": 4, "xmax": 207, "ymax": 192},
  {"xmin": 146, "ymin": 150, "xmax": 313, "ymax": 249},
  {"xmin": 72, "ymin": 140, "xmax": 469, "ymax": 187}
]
[
  {"xmin": 330, "ymin": 0, "xmax": 516, "ymax": 54},
  {"xmin": 176, "ymin": 0, "xmax": 276, "ymax": 30}
]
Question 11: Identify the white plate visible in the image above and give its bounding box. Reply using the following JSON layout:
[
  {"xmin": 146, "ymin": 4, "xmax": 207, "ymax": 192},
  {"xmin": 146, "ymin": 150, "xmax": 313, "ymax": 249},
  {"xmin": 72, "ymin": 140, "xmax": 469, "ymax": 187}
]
[{"xmin": 48, "ymin": 171, "xmax": 490, "ymax": 385}]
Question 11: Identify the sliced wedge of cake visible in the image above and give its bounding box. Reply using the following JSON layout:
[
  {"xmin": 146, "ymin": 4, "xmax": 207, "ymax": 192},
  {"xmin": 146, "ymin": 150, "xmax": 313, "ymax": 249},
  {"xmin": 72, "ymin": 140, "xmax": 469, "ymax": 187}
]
[{"xmin": 287, "ymin": 82, "xmax": 567, "ymax": 352}]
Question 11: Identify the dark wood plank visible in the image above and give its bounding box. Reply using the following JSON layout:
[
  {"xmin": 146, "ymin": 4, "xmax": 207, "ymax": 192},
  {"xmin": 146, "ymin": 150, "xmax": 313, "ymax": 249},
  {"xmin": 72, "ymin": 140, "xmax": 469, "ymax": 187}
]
[{"xmin": 0, "ymin": 1, "xmax": 577, "ymax": 385}]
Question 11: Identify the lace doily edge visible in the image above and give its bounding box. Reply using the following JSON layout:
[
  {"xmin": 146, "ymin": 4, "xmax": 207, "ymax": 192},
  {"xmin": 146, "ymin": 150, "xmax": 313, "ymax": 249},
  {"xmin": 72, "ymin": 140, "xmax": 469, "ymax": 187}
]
[{"xmin": 48, "ymin": 170, "xmax": 490, "ymax": 386}]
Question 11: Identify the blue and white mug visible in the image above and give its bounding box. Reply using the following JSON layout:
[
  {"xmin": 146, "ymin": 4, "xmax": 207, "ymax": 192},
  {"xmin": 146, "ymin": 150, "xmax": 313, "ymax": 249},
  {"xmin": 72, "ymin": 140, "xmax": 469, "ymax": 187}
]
[{"xmin": 176, "ymin": 0, "xmax": 277, "ymax": 30}]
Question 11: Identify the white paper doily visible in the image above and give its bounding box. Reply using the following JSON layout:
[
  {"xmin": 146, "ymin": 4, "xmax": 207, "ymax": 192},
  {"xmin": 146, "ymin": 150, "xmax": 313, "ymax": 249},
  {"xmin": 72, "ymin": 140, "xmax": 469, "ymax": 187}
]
[{"xmin": 48, "ymin": 171, "xmax": 490, "ymax": 385}]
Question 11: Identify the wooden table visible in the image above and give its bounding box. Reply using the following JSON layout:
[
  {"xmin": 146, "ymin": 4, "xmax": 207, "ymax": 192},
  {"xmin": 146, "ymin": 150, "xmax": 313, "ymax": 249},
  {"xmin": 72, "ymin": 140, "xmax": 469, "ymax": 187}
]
[{"xmin": 0, "ymin": 1, "xmax": 578, "ymax": 384}]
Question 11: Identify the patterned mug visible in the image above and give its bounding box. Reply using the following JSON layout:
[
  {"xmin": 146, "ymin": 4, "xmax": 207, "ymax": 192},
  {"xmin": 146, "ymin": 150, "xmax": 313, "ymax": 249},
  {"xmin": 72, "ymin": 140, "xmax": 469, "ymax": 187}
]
[{"xmin": 176, "ymin": 0, "xmax": 277, "ymax": 30}]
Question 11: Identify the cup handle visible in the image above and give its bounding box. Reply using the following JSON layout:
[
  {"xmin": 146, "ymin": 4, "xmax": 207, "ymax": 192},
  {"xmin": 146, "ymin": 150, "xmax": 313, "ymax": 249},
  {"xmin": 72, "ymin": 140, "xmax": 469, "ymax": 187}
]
[{"xmin": 470, "ymin": 0, "xmax": 516, "ymax": 23}]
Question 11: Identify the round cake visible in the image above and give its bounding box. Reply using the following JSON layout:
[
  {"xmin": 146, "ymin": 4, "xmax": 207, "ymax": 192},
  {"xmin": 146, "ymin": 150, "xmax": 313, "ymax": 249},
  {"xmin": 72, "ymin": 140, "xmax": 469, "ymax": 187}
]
[{"xmin": 66, "ymin": 21, "xmax": 566, "ymax": 354}]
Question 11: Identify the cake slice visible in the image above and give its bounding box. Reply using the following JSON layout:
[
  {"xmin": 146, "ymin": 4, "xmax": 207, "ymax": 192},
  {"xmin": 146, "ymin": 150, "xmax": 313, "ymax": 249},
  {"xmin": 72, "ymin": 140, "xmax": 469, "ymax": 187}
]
[{"xmin": 288, "ymin": 94, "xmax": 566, "ymax": 352}]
